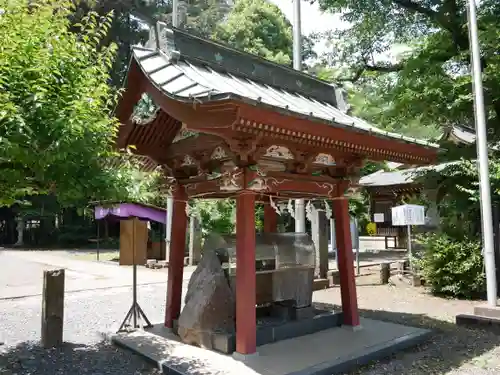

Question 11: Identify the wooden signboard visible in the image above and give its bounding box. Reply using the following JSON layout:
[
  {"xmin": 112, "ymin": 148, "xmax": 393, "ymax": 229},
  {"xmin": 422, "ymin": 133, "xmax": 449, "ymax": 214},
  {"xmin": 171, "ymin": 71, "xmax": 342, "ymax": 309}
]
[{"xmin": 120, "ymin": 218, "xmax": 148, "ymax": 266}]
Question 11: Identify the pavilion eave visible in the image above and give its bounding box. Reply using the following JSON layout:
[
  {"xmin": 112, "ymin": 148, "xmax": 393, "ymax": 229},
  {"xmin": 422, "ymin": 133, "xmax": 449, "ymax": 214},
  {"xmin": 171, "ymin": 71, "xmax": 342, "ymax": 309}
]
[{"xmin": 118, "ymin": 46, "xmax": 439, "ymax": 167}]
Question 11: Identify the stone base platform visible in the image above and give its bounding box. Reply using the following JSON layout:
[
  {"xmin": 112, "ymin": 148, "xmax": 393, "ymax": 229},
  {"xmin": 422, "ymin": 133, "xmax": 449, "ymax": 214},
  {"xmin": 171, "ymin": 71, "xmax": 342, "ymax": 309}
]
[
  {"xmin": 171, "ymin": 309, "xmax": 343, "ymax": 354},
  {"xmin": 456, "ymin": 304, "xmax": 500, "ymax": 333},
  {"xmin": 110, "ymin": 318, "xmax": 431, "ymax": 375}
]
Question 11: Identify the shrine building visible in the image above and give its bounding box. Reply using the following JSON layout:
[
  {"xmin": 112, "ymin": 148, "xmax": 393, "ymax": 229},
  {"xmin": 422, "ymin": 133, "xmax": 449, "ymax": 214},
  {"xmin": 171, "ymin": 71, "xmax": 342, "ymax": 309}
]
[{"xmin": 114, "ymin": 24, "xmax": 438, "ymax": 357}]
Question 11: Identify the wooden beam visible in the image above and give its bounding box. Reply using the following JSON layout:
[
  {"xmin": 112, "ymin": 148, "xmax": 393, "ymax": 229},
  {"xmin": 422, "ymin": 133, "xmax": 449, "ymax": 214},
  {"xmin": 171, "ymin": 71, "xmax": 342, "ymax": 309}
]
[
  {"xmin": 116, "ymin": 59, "xmax": 147, "ymax": 148},
  {"xmin": 180, "ymin": 170, "xmax": 345, "ymax": 198},
  {"xmin": 143, "ymin": 80, "xmax": 238, "ymax": 131},
  {"xmin": 166, "ymin": 134, "xmax": 226, "ymax": 158},
  {"xmin": 237, "ymin": 104, "xmax": 437, "ymax": 165}
]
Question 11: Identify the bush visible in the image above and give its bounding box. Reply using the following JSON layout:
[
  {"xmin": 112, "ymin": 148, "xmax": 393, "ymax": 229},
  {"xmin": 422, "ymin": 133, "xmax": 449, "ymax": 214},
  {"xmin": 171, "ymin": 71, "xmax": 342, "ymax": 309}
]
[
  {"xmin": 366, "ymin": 222, "xmax": 377, "ymax": 236},
  {"xmin": 417, "ymin": 233, "xmax": 485, "ymax": 299}
]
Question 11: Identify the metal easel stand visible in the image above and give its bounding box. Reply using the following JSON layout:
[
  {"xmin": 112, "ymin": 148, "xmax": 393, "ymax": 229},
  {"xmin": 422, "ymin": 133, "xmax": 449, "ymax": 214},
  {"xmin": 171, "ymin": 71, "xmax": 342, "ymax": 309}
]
[
  {"xmin": 118, "ymin": 218, "xmax": 153, "ymax": 332},
  {"xmin": 407, "ymin": 224, "xmax": 413, "ymax": 272},
  {"xmin": 396, "ymin": 225, "xmax": 413, "ymax": 277}
]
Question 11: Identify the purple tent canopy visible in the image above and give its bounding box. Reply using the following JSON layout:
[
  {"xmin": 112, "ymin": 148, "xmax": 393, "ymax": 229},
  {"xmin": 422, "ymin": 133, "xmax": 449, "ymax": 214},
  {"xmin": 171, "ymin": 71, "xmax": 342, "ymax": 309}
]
[{"xmin": 94, "ymin": 202, "xmax": 166, "ymax": 224}]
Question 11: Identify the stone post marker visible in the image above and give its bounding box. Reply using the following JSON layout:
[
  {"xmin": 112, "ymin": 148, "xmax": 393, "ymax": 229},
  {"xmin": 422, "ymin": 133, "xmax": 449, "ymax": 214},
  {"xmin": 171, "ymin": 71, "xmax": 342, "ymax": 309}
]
[
  {"xmin": 188, "ymin": 216, "xmax": 202, "ymax": 265},
  {"xmin": 380, "ymin": 263, "xmax": 390, "ymax": 285},
  {"xmin": 41, "ymin": 269, "xmax": 65, "ymax": 348},
  {"xmin": 311, "ymin": 207, "xmax": 329, "ymax": 279}
]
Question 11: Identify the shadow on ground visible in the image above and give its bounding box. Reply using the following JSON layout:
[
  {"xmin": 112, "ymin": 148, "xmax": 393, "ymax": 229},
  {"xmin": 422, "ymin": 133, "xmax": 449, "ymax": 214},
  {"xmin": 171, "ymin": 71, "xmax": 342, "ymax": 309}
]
[
  {"xmin": 0, "ymin": 341, "xmax": 159, "ymax": 375},
  {"xmin": 314, "ymin": 302, "xmax": 500, "ymax": 374},
  {"xmin": 3, "ymin": 305, "xmax": 497, "ymax": 375}
]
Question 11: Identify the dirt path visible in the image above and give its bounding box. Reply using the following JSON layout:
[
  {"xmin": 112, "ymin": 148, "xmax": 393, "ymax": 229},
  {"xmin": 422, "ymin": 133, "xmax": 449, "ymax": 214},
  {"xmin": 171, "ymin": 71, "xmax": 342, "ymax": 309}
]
[{"xmin": 313, "ymin": 267, "xmax": 500, "ymax": 374}]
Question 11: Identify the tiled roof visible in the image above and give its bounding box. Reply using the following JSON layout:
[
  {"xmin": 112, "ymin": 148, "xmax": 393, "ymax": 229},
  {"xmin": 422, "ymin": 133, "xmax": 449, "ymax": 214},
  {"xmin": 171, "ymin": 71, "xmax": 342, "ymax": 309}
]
[
  {"xmin": 359, "ymin": 163, "xmax": 453, "ymax": 187},
  {"xmin": 131, "ymin": 26, "xmax": 439, "ymax": 150}
]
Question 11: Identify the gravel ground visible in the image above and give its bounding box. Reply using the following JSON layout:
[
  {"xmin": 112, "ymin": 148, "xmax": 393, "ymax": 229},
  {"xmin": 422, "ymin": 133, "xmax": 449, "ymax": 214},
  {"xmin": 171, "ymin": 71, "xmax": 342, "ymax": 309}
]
[
  {"xmin": 313, "ymin": 267, "xmax": 500, "ymax": 375},
  {"xmin": 0, "ymin": 284, "xmax": 168, "ymax": 375},
  {"xmin": 2, "ymin": 264, "xmax": 500, "ymax": 375}
]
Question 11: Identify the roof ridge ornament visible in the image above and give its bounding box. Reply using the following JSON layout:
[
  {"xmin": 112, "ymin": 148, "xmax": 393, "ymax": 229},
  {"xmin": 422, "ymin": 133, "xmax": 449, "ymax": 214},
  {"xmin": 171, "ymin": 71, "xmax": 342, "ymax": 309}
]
[{"xmin": 149, "ymin": 22, "xmax": 181, "ymax": 62}]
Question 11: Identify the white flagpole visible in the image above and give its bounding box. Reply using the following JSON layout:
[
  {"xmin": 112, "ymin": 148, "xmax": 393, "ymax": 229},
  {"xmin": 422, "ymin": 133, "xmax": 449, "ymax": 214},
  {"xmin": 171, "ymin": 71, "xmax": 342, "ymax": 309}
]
[
  {"xmin": 293, "ymin": 0, "xmax": 306, "ymax": 233},
  {"xmin": 467, "ymin": 0, "xmax": 497, "ymax": 305},
  {"xmin": 172, "ymin": 0, "xmax": 179, "ymax": 27}
]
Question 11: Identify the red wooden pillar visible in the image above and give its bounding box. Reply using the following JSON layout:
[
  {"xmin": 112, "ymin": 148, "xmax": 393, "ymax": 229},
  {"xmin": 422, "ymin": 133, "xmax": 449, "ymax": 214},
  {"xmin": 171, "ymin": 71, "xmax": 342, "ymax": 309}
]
[
  {"xmin": 236, "ymin": 192, "xmax": 257, "ymax": 355},
  {"xmin": 165, "ymin": 186, "xmax": 188, "ymax": 328},
  {"xmin": 263, "ymin": 201, "xmax": 278, "ymax": 233},
  {"xmin": 333, "ymin": 198, "xmax": 360, "ymax": 327}
]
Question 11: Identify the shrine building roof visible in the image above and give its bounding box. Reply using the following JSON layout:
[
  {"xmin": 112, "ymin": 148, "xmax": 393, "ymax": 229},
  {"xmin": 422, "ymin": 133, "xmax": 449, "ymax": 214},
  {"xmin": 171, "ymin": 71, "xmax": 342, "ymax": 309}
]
[
  {"xmin": 130, "ymin": 25, "xmax": 438, "ymax": 151},
  {"xmin": 359, "ymin": 125, "xmax": 476, "ymax": 189},
  {"xmin": 359, "ymin": 162, "xmax": 454, "ymax": 188}
]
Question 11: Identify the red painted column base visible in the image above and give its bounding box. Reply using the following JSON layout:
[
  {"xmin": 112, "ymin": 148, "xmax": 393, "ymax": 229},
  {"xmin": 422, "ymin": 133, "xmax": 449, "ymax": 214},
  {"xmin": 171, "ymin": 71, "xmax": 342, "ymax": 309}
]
[
  {"xmin": 164, "ymin": 187, "xmax": 188, "ymax": 328},
  {"xmin": 333, "ymin": 198, "xmax": 360, "ymax": 327}
]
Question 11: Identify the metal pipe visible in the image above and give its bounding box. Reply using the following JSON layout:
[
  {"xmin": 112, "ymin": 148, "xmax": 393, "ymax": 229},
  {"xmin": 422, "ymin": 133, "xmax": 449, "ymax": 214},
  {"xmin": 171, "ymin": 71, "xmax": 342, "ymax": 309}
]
[
  {"xmin": 96, "ymin": 220, "xmax": 100, "ymax": 261},
  {"xmin": 292, "ymin": 0, "xmax": 302, "ymax": 71},
  {"xmin": 292, "ymin": 0, "xmax": 305, "ymax": 232},
  {"xmin": 165, "ymin": 196, "xmax": 173, "ymax": 261},
  {"xmin": 330, "ymin": 218, "xmax": 338, "ymax": 269},
  {"xmin": 132, "ymin": 219, "xmax": 138, "ymax": 328},
  {"xmin": 467, "ymin": 0, "xmax": 497, "ymax": 305},
  {"xmin": 172, "ymin": 0, "xmax": 179, "ymax": 27}
]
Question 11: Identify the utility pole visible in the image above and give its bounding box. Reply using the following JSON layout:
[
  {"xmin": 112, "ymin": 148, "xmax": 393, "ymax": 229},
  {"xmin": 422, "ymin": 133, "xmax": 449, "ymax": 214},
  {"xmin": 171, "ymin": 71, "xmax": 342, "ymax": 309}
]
[
  {"xmin": 292, "ymin": 0, "xmax": 306, "ymax": 233},
  {"xmin": 467, "ymin": 0, "xmax": 497, "ymax": 305},
  {"xmin": 165, "ymin": 0, "xmax": 180, "ymax": 260},
  {"xmin": 172, "ymin": 0, "xmax": 179, "ymax": 27},
  {"xmin": 292, "ymin": 0, "xmax": 302, "ymax": 71}
]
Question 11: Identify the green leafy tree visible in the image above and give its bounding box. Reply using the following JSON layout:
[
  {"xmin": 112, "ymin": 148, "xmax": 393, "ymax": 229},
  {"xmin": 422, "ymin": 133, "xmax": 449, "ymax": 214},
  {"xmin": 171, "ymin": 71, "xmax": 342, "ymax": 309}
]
[
  {"xmin": 182, "ymin": 0, "xmax": 232, "ymax": 38},
  {"xmin": 71, "ymin": 1, "xmax": 172, "ymax": 87},
  {"xmin": 214, "ymin": 0, "xmax": 316, "ymax": 65},
  {"xmin": 72, "ymin": 0, "xmax": 232, "ymax": 87},
  {"xmin": 0, "ymin": 0, "xmax": 142, "ymax": 206},
  {"xmin": 316, "ymin": 0, "xmax": 500, "ymax": 140}
]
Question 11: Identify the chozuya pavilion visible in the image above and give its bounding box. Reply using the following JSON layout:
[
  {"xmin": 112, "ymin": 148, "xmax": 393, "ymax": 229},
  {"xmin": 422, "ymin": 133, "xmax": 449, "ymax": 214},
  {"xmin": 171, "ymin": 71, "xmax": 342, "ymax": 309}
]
[{"xmin": 114, "ymin": 22, "xmax": 438, "ymax": 358}]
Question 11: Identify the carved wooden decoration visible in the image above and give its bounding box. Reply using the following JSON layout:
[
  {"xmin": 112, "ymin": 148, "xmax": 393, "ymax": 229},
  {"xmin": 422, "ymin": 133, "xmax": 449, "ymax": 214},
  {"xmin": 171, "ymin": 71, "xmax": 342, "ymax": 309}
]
[
  {"xmin": 210, "ymin": 146, "xmax": 227, "ymax": 160},
  {"xmin": 264, "ymin": 145, "xmax": 294, "ymax": 160},
  {"xmin": 172, "ymin": 128, "xmax": 198, "ymax": 143},
  {"xmin": 314, "ymin": 153, "xmax": 335, "ymax": 166},
  {"xmin": 180, "ymin": 155, "xmax": 197, "ymax": 167},
  {"xmin": 227, "ymin": 137, "xmax": 260, "ymax": 164}
]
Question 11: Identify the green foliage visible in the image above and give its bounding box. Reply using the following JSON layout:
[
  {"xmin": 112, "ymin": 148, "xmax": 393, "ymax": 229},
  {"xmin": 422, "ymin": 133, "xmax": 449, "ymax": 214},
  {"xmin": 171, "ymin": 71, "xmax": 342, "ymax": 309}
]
[
  {"xmin": 192, "ymin": 199, "xmax": 236, "ymax": 236},
  {"xmin": 416, "ymin": 233, "xmax": 485, "ymax": 299},
  {"xmin": 418, "ymin": 157, "xmax": 500, "ymax": 238},
  {"xmin": 0, "ymin": 0, "xmax": 128, "ymax": 206},
  {"xmin": 213, "ymin": 0, "xmax": 293, "ymax": 64},
  {"xmin": 213, "ymin": 0, "xmax": 315, "ymax": 65},
  {"xmin": 366, "ymin": 222, "xmax": 376, "ymax": 236},
  {"xmin": 73, "ymin": 0, "xmax": 231, "ymax": 87},
  {"xmin": 316, "ymin": 0, "xmax": 500, "ymax": 140},
  {"xmin": 71, "ymin": 0, "xmax": 171, "ymax": 87},
  {"xmin": 56, "ymin": 224, "xmax": 95, "ymax": 246},
  {"xmin": 189, "ymin": 198, "xmax": 263, "ymax": 237},
  {"xmin": 182, "ymin": 0, "xmax": 232, "ymax": 39}
]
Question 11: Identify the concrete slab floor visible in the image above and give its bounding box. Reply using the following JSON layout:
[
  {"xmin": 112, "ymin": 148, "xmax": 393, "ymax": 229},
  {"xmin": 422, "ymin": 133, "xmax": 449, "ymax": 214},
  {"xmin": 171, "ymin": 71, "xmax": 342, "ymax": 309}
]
[{"xmin": 111, "ymin": 318, "xmax": 432, "ymax": 375}]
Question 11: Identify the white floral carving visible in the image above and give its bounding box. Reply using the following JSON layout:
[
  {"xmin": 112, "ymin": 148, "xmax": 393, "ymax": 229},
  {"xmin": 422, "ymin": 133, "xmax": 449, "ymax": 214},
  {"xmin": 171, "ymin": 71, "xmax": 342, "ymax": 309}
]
[
  {"xmin": 314, "ymin": 153, "xmax": 335, "ymax": 165},
  {"xmin": 218, "ymin": 171, "xmax": 243, "ymax": 192},
  {"xmin": 210, "ymin": 146, "xmax": 227, "ymax": 160},
  {"xmin": 264, "ymin": 145, "xmax": 294, "ymax": 159},
  {"xmin": 180, "ymin": 155, "xmax": 196, "ymax": 166}
]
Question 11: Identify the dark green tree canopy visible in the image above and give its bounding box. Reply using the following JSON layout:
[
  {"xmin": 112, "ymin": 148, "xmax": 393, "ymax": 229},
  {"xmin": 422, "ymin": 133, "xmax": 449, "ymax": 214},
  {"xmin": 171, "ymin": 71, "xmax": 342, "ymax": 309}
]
[
  {"xmin": 73, "ymin": 0, "xmax": 231, "ymax": 87},
  {"xmin": 214, "ymin": 0, "xmax": 316, "ymax": 65},
  {"xmin": 316, "ymin": 0, "xmax": 500, "ymax": 140},
  {"xmin": 0, "ymin": 0, "xmax": 155, "ymax": 206}
]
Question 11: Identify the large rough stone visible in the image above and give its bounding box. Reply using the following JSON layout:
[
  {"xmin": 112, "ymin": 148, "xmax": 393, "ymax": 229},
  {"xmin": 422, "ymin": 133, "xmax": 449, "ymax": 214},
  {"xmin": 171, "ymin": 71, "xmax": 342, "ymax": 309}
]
[{"xmin": 178, "ymin": 249, "xmax": 235, "ymax": 348}]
